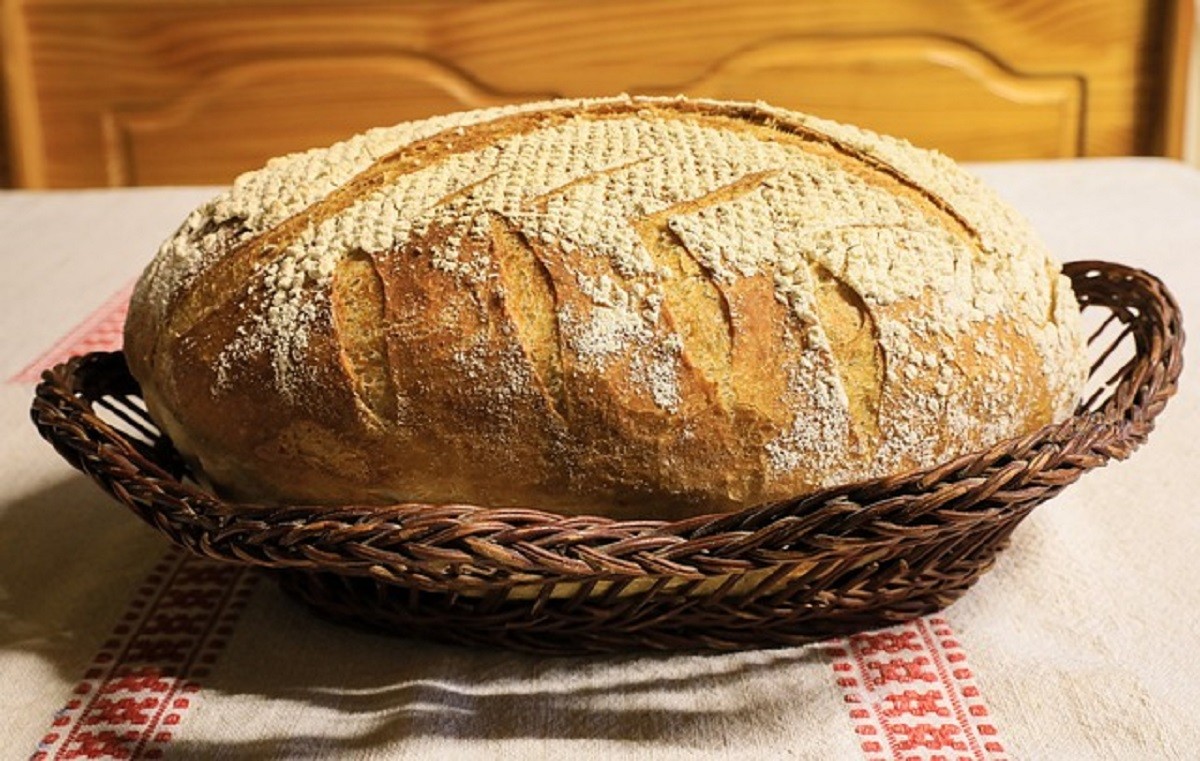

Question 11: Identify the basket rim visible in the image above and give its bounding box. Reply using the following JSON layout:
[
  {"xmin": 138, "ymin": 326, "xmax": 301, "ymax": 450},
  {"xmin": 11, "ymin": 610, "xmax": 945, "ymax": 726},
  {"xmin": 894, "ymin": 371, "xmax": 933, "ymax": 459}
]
[{"xmin": 29, "ymin": 259, "xmax": 1185, "ymax": 590}]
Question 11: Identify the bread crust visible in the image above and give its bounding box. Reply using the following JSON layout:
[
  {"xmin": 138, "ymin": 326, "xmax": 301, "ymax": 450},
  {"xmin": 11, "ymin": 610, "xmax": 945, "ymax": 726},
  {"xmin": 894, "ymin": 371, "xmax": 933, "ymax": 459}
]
[{"xmin": 125, "ymin": 96, "xmax": 1088, "ymax": 519}]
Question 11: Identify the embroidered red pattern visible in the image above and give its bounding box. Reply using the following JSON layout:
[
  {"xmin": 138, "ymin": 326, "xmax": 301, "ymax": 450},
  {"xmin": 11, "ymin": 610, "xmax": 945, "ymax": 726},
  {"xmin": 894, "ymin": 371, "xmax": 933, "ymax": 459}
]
[
  {"xmin": 25, "ymin": 288, "xmax": 259, "ymax": 759},
  {"xmin": 33, "ymin": 548, "xmax": 258, "ymax": 760},
  {"xmin": 10, "ymin": 282, "xmax": 133, "ymax": 384},
  {"xmin": 825, "ymin": 616, "xmax": 1008, "ymax": 761}
]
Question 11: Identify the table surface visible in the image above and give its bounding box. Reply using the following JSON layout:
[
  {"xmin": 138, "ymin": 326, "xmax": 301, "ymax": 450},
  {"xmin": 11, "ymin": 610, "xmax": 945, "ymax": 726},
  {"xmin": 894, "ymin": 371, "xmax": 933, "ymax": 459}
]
[{"xmin": 1, "ymin": 158, "xmax": 1197, "ymax": 760}]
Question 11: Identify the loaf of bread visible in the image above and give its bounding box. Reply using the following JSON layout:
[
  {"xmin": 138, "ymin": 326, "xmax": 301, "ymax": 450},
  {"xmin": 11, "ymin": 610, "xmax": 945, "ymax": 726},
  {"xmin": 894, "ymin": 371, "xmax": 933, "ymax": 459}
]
[{"xmin": 125, "ymin": 95, "xmax": 1088, "ymax": 520}]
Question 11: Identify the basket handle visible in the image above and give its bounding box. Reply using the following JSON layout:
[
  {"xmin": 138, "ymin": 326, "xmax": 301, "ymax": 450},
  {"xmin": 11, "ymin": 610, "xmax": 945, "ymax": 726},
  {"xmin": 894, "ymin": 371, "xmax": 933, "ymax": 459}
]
[{"xmin": 1063, "ymin": 260, "xmax": 1184, "ymax": 457}]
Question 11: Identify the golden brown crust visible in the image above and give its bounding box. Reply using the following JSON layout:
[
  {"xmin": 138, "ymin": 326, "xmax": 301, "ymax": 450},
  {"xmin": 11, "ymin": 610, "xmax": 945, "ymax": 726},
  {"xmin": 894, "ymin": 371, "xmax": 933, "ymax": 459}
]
[{"xmin": 126, "ymin": 96, "xmax": 1088, "ymax": 519}]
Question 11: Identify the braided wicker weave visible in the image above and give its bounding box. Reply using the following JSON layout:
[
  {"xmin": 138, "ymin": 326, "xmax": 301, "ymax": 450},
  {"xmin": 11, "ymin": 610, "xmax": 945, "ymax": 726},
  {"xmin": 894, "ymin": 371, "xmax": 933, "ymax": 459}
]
[{"xmin": 31, "ymin": 260, "xmax": 1183, "ymax": 653}]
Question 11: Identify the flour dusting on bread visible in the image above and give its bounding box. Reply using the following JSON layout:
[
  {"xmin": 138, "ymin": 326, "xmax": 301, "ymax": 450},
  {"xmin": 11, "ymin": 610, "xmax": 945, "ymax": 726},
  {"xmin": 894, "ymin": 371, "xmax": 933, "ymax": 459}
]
[{"xmin": 126, "ymin": 96, "xmax": 1088, "ymax": 517}]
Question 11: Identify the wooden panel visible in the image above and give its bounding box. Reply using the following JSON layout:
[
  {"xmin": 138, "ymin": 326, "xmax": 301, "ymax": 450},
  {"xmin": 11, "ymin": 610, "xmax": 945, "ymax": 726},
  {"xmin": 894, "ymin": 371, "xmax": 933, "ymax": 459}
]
[
  {"xmin": 1162, "ymin": 0, "xmax": 1196, "ymax": 157},
  {"xmin": 645, "ymin": 35, "xmax": 1084, "ymax": 160},
  {"xmin": 103, "ymin": 56, "xmax": 550, "ymax": 186},
  {"xmin": 2, "ymin": 0, "xmax": 1191, "ymax": 188}
]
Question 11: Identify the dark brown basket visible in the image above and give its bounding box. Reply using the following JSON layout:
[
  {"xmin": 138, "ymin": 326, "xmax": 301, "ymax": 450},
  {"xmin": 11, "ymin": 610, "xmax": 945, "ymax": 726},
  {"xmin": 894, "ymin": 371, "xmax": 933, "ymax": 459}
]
[{"xmin": 31, "ymin": 260, "xmax": 1183, "ymax": 654}]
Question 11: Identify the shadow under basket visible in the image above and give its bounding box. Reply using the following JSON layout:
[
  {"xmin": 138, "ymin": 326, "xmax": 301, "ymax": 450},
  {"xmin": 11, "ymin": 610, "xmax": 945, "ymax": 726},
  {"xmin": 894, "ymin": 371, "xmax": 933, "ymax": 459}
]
[{"xmin": 31, "ymin": 261, "xmax": 1183, "ymax": 654}]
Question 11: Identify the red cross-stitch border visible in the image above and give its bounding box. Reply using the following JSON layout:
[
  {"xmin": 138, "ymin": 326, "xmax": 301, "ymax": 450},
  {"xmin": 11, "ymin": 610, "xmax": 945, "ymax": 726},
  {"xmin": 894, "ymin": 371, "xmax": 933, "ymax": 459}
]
[
  {"xmin": 24, "ymin": 286, "xmax": 260, "ymax": 759},
  {"xmin": 825, "ymin": 616, "xmax": 1008, "ymax": 761},
  {"xmin": 32, "ymin": 547, "xmax": 259, "ymax": 760}
]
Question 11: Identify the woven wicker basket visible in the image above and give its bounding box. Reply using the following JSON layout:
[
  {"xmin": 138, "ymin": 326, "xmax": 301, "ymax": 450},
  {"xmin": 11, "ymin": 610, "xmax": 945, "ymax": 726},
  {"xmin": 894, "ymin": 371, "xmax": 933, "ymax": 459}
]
[{"xmin": 31, "ymin": 260, "xmax": 1183, "ymax": 653}]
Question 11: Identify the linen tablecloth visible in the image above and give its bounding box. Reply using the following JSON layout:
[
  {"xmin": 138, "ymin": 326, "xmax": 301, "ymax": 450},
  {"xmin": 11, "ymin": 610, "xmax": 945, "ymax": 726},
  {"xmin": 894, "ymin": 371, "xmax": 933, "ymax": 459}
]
[{"xmin": 1, "ymin": 158, "xmax": 1197, "ymax": 759}]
